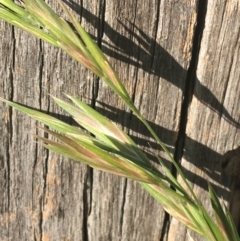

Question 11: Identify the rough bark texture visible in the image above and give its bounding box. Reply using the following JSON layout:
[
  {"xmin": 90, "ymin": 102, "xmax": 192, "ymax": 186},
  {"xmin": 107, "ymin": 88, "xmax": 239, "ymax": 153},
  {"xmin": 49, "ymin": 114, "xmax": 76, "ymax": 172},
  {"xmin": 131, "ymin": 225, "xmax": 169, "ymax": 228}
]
[{"xmin": 0, "ymin": 1, "xmax": 239, "ymax": 241}]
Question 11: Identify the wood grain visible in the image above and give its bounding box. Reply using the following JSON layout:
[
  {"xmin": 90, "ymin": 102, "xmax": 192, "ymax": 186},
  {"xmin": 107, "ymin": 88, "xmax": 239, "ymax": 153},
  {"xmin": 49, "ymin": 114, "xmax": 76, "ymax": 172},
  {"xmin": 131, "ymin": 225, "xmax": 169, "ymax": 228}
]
[
  {"xmin": 0, "ymin": 1, "xmax": 239, "ymax": 240},
  {"xmin": 168, "ymin": 1, "xmax": 240, "ymax": 240}
]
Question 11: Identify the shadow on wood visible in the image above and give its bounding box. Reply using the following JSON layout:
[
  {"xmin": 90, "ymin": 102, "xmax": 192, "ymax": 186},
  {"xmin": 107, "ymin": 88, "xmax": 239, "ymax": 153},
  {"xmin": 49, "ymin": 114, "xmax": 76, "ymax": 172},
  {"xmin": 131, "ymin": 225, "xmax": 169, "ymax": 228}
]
[
  {"xmin": 64, "ymin": 0, "xmax": 240, "ymax": 128},
  {"xmin": 62, "ymin": 0, "xmax": 240, "ymax": 201}
]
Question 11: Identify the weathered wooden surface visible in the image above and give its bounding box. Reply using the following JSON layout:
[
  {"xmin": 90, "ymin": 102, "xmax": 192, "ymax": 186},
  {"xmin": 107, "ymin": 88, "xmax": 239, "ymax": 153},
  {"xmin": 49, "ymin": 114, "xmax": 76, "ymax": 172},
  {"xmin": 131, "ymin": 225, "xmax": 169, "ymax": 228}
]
[
  {"xmin": 0, "ymin": 0, "xmax": 239, "ymax": 240},
  {"xmin": 168, "ymin": 1, "xmax": 240, "ymax": 240}
]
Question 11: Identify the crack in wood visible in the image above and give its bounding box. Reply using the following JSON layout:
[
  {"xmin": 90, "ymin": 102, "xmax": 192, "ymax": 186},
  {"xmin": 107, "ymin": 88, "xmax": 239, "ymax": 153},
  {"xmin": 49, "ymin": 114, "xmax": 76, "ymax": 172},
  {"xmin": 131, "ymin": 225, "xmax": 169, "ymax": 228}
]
[
  {"xmin": 173, "ymin": 0, "xmax": 208, "ymax": 173},
  {"xmin": 170, "ymin": 0, "xmax": 208, "ymax": 238},
  {"xmin": 119, "ymin": 178, "xmax": 127, "ymax": 237}
]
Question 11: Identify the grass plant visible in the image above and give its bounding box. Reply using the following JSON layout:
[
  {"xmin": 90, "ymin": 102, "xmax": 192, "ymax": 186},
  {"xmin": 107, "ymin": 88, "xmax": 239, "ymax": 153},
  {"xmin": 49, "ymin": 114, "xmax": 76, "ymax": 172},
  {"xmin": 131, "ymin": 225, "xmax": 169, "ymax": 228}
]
[{"xmin": 0, "ymin": 1, "xmax": 239, "ymax": 240}]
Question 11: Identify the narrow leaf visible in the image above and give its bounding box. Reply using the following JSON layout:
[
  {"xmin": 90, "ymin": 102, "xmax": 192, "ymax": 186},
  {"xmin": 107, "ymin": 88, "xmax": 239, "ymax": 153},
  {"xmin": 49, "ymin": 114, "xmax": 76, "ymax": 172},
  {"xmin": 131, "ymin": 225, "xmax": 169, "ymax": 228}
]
[{"xmin": 0, "ymin": 99, "xmax": 83, "ymax": 135}]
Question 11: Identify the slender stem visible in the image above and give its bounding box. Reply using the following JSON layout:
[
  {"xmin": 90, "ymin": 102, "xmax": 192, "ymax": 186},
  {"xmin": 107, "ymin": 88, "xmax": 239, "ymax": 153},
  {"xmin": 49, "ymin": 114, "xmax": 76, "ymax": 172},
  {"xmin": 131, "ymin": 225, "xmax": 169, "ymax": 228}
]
[{"xmin": 126, "ymin": 101, "xmax": 199, "ymax": 202}]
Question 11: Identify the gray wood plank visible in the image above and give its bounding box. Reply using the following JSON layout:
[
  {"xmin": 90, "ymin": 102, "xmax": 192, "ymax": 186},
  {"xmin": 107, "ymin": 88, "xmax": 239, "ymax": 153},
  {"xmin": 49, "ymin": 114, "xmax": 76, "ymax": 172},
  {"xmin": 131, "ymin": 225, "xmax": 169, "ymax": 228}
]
[
  {"xmin": 2, "ymin": 0, "xmax": 238, "ymax": 241},
  {"xmin": 168, "ymin": 1, "xmax": 240, "ymax": 240},
  {"xmin": 86, "ymin": 0, "xmax": 198, "ymax": 240}
]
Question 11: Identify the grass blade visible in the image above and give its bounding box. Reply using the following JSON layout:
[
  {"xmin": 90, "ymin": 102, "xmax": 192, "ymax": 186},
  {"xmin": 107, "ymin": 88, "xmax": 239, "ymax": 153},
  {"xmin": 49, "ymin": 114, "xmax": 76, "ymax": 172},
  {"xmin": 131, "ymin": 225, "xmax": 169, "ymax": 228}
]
[{"xmin": 209, "ymin": 184, "xmax": 239, "ymax": 240}]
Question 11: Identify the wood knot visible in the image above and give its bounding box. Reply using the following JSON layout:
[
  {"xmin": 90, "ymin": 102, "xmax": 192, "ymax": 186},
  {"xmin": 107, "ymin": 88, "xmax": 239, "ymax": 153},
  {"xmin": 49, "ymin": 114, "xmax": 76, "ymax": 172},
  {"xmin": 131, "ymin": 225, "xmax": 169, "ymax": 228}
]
[{"xmin": 221, "ymin": 146, "xmax": 240, "ymax": 235}]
